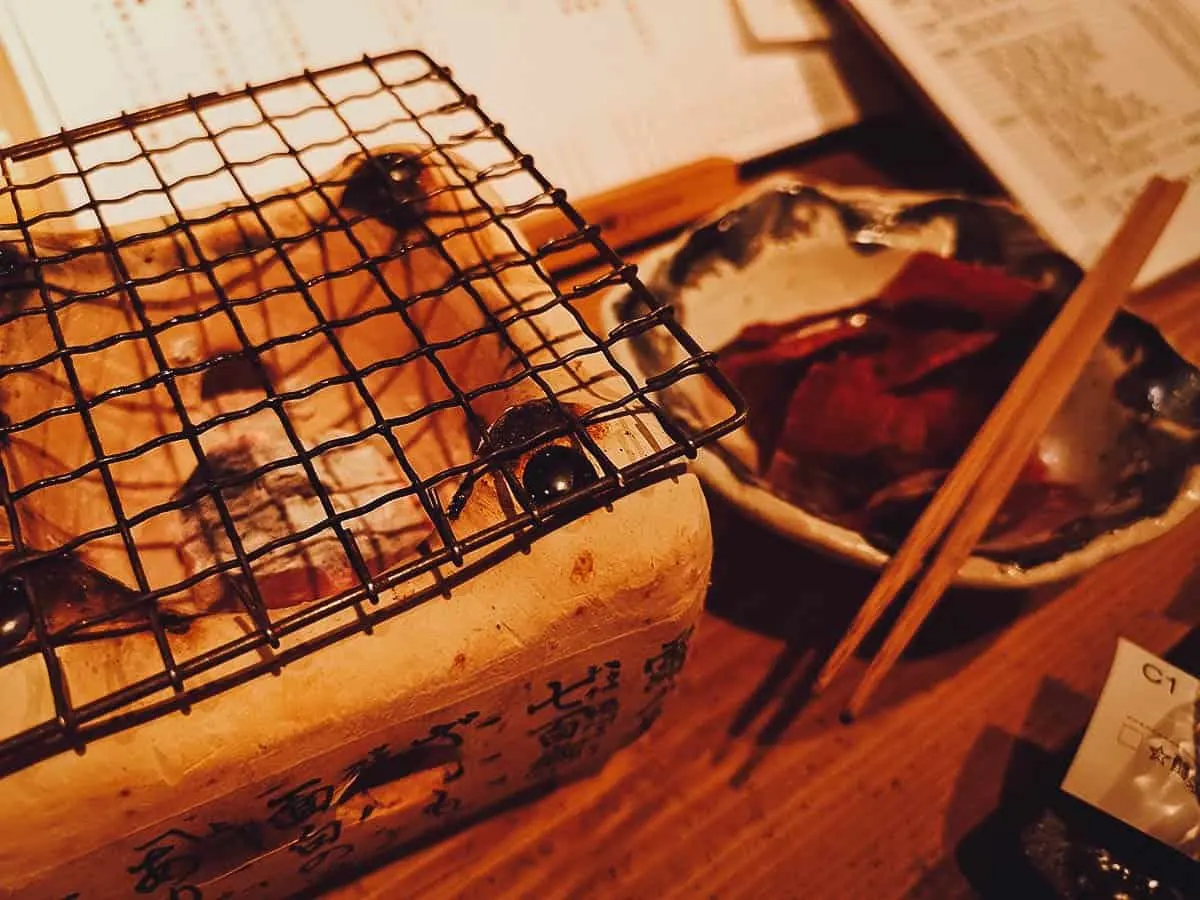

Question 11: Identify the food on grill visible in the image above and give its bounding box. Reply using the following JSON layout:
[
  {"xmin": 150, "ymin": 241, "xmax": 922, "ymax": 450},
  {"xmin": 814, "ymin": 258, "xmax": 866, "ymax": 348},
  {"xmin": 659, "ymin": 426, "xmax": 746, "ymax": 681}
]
[
  {"xmin": 0, "ymin": 54, "xmax": 734, "ymax": 900},
  {"xmin": 0, "ymin": 144, "xmax": 614, "ymax": 628},
  {"xmin": 177, "ymin": 430, "xmax": 432, "ymax": 615},
  {"xmin": 716, "ymin": 250, "xmax": 1200, "ymax": 567}
]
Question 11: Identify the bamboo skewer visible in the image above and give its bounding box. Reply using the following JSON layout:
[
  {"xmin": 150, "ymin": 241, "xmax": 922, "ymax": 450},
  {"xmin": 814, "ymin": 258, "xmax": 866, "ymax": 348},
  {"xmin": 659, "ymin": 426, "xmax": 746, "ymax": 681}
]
[{"xmin": 811, "ymin": 174, "xmax": 1189, "ymax": 720}]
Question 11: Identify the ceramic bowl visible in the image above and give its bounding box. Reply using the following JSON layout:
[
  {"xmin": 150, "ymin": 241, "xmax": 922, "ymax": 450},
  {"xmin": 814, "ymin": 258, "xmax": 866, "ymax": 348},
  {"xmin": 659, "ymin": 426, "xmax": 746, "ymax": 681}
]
[{"xmin": 600, "ymin": 177, "xmax": 1200, "ymax": 589}]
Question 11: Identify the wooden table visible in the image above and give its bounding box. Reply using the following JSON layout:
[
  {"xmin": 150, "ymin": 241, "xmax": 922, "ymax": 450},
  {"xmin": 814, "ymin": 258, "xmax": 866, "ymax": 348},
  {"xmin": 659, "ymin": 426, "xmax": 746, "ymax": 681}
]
[{"xmin": 318, "ymin": 122, "xmax": 1200, "ymax": 900}]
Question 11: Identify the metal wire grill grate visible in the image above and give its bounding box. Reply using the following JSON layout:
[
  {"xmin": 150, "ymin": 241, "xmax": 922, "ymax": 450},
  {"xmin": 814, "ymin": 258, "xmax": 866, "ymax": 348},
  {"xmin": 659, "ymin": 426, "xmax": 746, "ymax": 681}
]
[{"xmin": 0, "ymin": 49, "xmax": 744, "ymax": 777}]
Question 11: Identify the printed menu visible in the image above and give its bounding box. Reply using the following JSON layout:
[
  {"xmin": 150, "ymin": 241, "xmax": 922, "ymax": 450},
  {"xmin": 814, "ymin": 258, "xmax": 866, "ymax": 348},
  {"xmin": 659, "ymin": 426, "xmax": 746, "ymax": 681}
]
[
  {"xmin": 0, "ymin": 0, "xmax": 871, "ymax": 226},
  {"xmin": 844, "ymin": 0, "xmax": 1200, "ymax": 288}
]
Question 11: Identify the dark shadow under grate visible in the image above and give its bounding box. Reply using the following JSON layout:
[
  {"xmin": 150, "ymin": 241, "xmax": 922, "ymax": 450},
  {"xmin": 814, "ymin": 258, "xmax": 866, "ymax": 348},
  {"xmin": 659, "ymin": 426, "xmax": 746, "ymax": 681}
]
[{"xmin": 0, "ymin": 49, "xmax": 744, "ymax": 777}]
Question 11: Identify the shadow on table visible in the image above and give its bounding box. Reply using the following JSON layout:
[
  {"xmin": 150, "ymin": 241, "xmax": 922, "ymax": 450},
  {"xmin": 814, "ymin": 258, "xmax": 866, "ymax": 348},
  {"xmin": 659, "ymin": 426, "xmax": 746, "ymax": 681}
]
[
  {"xmin": 701, "ymin": 489, "xmax": 1064, "ymax": 786},
  {"xmin": 915, "ymin": 679, "xmax": 1094, "ymax": 899},
  {"xmin": 907, "ymin": 622, "xmax": 1200, "ymax": 899}
]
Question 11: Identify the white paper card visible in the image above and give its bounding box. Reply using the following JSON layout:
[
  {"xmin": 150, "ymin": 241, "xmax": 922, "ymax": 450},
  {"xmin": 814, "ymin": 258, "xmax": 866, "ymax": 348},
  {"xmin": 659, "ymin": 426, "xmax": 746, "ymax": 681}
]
[
  {"xmin": 1062, "ymin": 638, "xmax": 1200, "ymax": 858},
  {"xmin": 0, "ymin": 0, "xmax": 869, "ymax": 227},
  {"xmin": 844, "ymin": 0, "xmax": 1200, "ymax": 288},
  {"xmin": 736, "ymin": 0, "xmax": 835, "ymax": 43}
]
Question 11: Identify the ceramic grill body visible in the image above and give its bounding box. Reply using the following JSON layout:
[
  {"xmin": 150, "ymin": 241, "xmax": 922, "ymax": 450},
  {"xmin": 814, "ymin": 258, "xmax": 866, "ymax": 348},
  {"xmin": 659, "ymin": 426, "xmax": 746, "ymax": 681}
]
[{"xmin": 0, "ymin": 53, "xmax": 740, "ymax": 899}]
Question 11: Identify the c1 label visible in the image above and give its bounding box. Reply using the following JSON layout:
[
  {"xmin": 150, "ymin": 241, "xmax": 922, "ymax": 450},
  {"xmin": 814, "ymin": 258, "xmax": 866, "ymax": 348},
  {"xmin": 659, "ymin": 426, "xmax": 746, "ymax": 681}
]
[{"xmin": 1142, "ymin": 662, "xmax": 1179, "ymax": 694}]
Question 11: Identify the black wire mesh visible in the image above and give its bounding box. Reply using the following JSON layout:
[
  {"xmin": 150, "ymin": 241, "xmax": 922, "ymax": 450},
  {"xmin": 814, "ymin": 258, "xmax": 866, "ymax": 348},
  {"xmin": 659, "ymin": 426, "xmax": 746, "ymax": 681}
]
[{"xmin": 0, "ymin": 49, "xmax": 744, "ymax": 777}]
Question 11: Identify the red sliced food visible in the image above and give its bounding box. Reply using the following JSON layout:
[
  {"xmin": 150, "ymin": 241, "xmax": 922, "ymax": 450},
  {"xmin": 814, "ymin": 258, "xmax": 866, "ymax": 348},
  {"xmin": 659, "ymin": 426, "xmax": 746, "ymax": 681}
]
[
  {"xmin": 875, "ymin": 251, "xmax": 1043, "ymax": 327},
  {"xmin": 981, "ymin": 481, "xmax": 1092, "ymax": 548},
  {"xmin": 719, "ymin": 320, "xmax": 867, "ymax": 374},
  {"xmin": 864, "ymin": 468, "xmax": 949, "ymax": 512},
  {"xmin": 861, "ymin": 454, "xmax": 1059, "ymax": 520},
  {"xmin": 872, "ymin": 328, "xmax": 997, "ymax": 388},
  {"xmin": 720, "ymin": 321, "xmax": 871, "ymax": 465},
  {"xmin": 715, "ymin": 249, "xmax": 1065, "ymax": 552},
  {"xmin": 771, "ymin": 351, "xmax": 991, "ymax": 466}
]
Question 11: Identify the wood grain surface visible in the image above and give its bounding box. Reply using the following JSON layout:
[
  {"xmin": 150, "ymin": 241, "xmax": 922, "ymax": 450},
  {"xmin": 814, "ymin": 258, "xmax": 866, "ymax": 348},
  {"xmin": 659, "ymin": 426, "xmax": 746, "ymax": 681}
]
[{"xmin": 312, "ymin": 123, "xmax": 1200, "ymax": 900}]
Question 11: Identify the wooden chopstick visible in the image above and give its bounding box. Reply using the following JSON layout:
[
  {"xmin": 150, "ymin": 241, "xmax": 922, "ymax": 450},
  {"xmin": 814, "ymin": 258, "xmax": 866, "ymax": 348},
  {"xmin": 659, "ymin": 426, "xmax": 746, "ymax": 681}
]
[
  {"xmin": 521, "ymin": 157, "xmax": 741, "ymax": 273},
  {"xmin": 812, "ymin": 174, "xmax": 1188, "ymax": 719}
]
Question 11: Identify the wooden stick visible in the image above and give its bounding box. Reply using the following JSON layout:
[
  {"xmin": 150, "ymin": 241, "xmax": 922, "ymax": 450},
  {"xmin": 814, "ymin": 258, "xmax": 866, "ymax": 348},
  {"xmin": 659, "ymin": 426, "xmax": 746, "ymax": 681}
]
[
  {"xmin": 812, "ymin": 175, "xmax": 1187, "ymax": 710},
  {"xmin": 520, "ymin": 157, "xmax": 741, "ymax": 273}
]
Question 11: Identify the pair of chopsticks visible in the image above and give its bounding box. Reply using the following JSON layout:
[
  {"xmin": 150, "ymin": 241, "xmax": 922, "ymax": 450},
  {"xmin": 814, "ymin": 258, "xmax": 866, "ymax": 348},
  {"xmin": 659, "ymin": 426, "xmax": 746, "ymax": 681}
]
[{"xmin": 813, "ymin": 175, "xmax": 1189, "ymax": 722}]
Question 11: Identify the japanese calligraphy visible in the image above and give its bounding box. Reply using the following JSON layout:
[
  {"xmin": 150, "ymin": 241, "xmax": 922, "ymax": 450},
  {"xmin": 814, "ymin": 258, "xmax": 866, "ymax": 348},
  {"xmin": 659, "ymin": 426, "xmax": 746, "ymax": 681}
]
[
  {"xmin": 342, "ymin": 713, "xmax": 501, "ymax": 825},
  {"xmin": 262, "ymin": 778, "xmax": 335, "ymax": 831},
  {"xmin": 635, "ymin": 627, "xmax": 695, "ymax": 735},
  {"xmin": 292, "ymin": 821, "xmax": 342, "ymax": 856},
  {"xmin": 633, "ymin": 690, "xmax": 668, "ymax": 737},
  {"xmin": 412, "ymin": 711, "xmax": 482, "ymax": 784},
  {"xmin": 124, "ymin": 819, "xmax": 265, "ymax": 899},
  {"xmin": 258, "ymin": 776, "xmax": 356, "ymax": 879},
  {"xmin": 342, "ymin": 744, "xmax": 392, "ymax": 782},
  {"xmin": 527, "ymin": 660, "xmax": 621, "ymax": 715},
  {"xmin": 204, "ymin": 820, "xmax": 265, "ymax": 856},
  {"xmin": 127, "ymin": 829, "xmax": 204, "ymax": 895},
  {"xmin": 527, "ymin": 696, "xmax": 621, "ymax": 779},
  {"xmin": 412, "ymin": 711, "xmax": 480, "ymax": 747},
  {"xmin": 524, "ymin": 659, "xmax": 624, "ymax": 779},
  {"xmin": 290, "ymin": 821, "xmax": 354, "ymax": 875},
  {"xmin": 423, "ymin": 789, "xmax": 462, "ymax": 817},
  {"xmin": 644, "ymin": 627, "xmax": 694, "ymax": 691}
]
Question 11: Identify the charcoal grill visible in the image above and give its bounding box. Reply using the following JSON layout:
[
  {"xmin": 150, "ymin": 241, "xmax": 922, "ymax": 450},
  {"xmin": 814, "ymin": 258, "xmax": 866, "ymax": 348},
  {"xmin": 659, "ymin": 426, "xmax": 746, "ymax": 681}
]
[
  {"xmin": 0, "ymin": 47, "xmax": 739, "ymax": 900},
  {"xmin": 0, "ymin": 49, "xmax": 741, "ymax": 899},
  {"xmin": 0, "ymin": 49, "xmax": 744, "ymax": 772}
]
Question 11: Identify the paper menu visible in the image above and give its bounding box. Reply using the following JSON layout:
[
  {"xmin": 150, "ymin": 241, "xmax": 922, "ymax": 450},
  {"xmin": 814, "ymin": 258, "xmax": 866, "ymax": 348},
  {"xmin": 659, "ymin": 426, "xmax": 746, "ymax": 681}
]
[
  {"xmin": 0, "ymin": 0, "xmax": 869, "ymax": 227},
  {"xmin": 1062, "ymin": 638, "xmax": 1200, "ymax": 858},
  {"xmin": 843, "ymin": 0, "xmax": 1200, "ymax": 288},
  {"xmin": 735, "ymin": 0, "xmax": 836, "ymax": 43}
]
